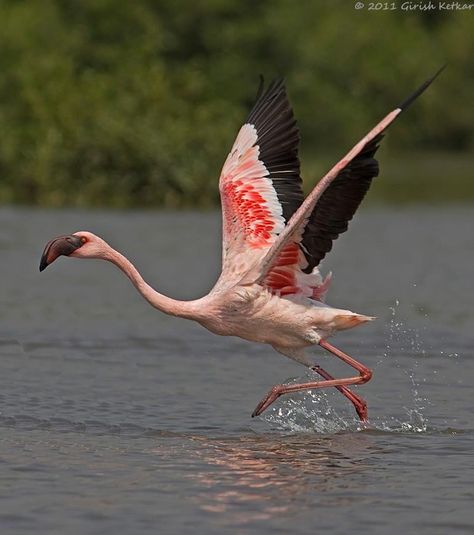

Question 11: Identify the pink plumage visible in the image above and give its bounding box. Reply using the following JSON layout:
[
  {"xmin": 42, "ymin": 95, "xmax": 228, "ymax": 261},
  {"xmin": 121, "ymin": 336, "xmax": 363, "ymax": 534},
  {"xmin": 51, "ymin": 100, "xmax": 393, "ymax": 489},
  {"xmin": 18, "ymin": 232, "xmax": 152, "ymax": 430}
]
[{"xmin": 39, "ymin": 69, "xmax": 444, "ymax": 422}]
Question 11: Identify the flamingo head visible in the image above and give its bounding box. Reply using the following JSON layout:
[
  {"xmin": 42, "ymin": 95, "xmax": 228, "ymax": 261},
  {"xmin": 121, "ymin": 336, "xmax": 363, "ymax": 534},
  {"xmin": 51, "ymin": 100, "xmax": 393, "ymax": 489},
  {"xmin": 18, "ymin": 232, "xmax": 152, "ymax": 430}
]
[{"xmin": 39, "ymin": 231, "xmax": 110, "ymax": 271}]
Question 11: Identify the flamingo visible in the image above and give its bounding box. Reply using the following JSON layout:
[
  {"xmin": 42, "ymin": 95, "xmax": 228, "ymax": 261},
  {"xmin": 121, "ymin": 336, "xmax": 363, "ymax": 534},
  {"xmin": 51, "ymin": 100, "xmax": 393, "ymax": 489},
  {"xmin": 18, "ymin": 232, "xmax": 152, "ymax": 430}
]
[{"xmin": 40, "ymin": 68, "xmax": 444, "ymax": 422}]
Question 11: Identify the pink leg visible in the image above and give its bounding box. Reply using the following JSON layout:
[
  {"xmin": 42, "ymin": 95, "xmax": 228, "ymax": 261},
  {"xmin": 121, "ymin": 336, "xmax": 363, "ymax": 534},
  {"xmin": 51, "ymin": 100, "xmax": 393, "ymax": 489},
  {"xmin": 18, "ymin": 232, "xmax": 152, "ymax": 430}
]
[
  {"xmin": 311, "ymin": 365, "xmax": 368, "ymax": 421},
  {"xmin": 252, "ymin": 339, "xmax": 373, "ymax": 420}
]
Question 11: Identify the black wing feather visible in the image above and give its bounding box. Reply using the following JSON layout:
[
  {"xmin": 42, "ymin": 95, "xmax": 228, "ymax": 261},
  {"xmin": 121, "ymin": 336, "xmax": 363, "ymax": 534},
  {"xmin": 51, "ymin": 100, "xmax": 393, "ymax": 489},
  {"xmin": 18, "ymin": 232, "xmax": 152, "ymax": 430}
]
[
  {"xmin": 246, "ymin": 79, "xmax": 304, "ymax": 223},
  {"xmin": 301, "ymin": 133, "xmax": 383, "ymax": 272}
]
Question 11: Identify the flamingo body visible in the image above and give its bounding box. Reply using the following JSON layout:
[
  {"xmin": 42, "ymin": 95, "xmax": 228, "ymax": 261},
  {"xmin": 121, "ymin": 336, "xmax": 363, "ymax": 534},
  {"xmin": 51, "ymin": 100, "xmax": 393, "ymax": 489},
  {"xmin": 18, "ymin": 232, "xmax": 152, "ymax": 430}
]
[
  {"xmin": 189, "ymin": 285, "xmax": 370, "ymax": 353},
  {"xmin": 40, "ymin": 69, "xmax": 444, "ymax": 421}
]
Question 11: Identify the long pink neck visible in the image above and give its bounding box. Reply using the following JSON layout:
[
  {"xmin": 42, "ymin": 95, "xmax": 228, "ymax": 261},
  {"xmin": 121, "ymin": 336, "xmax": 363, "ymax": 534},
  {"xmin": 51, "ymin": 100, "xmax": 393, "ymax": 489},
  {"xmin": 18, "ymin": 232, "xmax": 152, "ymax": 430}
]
[{"xmin": 105, "ymin": 248, "xmax": 200, "ymax": 319}]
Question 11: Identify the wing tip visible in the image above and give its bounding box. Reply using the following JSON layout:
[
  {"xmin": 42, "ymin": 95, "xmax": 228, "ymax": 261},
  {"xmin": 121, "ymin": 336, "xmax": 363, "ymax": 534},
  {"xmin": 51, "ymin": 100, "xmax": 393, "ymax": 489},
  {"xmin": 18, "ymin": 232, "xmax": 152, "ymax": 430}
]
[
  {"xmin": 249, "ymin": 76, "xmax": 287, "ymax": 112},
  {"xmin": 397, "ymin": 64, "xmax": 446, "ymax": 112}
]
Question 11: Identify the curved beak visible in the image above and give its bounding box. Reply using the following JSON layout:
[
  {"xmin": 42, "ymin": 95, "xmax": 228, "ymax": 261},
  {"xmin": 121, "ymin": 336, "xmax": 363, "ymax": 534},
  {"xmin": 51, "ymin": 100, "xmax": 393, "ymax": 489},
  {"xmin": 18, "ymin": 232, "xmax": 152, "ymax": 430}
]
[{"xmin": 39, "ymin": 235, "xmax": 83, "ymax": 272}]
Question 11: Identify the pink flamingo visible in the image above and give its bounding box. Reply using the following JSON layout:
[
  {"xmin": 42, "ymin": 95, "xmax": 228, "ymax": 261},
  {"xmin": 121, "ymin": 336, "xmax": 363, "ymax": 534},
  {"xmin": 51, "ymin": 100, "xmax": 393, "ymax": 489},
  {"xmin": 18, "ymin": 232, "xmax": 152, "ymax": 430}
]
[{"xmin": 40, "ymin": 68, "xmax": 443, "ymax": 422}]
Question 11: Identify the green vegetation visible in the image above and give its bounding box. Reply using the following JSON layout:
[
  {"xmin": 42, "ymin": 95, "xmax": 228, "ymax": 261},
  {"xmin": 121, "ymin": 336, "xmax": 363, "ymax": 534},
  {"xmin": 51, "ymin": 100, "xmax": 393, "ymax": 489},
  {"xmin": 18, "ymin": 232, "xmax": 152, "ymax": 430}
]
[
  {"xmin": 0, "ymin": 0, "xmax": 472, "ymax": 207},
  {"xmin": 303, "ymin": 151, "xmax": 474, "ymax": 205}
]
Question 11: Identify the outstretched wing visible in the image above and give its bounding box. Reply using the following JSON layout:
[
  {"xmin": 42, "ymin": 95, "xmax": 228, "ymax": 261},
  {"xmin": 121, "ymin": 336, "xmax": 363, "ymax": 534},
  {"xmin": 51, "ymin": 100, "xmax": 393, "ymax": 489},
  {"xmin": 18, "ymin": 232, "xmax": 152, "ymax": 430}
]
[
  {"xmin": 216, "ymin": 79, "xmax": 304, "ymax": 288},
  {"xmin": 246, "ymin": 67, "xmax": 445, "ymax": 289},
  {"xmin": 261, "ymin": 134, "xmax": 382, "ymax": 300},
  {"xmin": 300, "ymin": 134, "xmax": 382, "ymax": 272}
]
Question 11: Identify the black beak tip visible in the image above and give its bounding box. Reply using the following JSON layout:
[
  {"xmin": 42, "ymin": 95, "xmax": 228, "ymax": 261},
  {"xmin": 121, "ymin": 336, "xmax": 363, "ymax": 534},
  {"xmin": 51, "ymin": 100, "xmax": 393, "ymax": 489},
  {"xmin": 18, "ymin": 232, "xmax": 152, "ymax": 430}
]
[{"xmin": 39, "ymin": 258, "xmax": 48, "ymax": 272}]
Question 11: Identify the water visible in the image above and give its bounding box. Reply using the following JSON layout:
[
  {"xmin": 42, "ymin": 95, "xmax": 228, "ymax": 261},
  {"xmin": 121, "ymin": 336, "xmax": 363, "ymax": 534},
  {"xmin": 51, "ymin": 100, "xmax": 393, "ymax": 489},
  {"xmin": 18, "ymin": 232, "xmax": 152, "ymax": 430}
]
[{"xmin": 1, "ymin": 206, "xmax": 473, "ymax": 534}]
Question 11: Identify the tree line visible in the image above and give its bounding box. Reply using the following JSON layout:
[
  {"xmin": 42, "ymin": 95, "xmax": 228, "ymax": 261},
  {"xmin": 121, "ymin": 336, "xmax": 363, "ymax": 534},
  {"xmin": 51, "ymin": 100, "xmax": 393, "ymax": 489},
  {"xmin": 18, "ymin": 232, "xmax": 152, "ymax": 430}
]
[{"xmin": 0, "ymin": 0, "xmax": 471, "ymax": 207}]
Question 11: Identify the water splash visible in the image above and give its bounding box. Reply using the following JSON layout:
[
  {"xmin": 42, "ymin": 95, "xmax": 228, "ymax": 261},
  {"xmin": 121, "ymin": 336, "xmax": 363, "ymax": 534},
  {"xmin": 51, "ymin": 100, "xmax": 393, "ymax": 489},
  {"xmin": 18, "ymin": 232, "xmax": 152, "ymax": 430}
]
[
  {"xmin": 259, "ymin": 372, "xmax": 366, "ymax": 434},
  {"xmin": 382, "ymin": 298, "xmax": 430, "ymax": 432},
  {"xmin": 261, "ymin": 393, "xmax": 363, "ymax": 434},
  {"xmin": 260, "ymin": 387, "xmax": 429, "ymax": 435},
  {"xmin": 258, "ymin": 300, "xmax": 436, "ymax": 435}
]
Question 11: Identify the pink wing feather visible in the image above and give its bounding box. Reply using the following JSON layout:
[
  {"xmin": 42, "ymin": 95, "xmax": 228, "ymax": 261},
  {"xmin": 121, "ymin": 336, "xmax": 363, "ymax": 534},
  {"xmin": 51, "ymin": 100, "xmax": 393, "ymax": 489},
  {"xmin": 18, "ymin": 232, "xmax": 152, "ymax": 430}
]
[
  {"xmin": 215, "ymin": 79, "xmax": 330, "ymax": 299},
  {"xmin": 220, "ymin": 123, "xmax": 285, "ymax": 255}
]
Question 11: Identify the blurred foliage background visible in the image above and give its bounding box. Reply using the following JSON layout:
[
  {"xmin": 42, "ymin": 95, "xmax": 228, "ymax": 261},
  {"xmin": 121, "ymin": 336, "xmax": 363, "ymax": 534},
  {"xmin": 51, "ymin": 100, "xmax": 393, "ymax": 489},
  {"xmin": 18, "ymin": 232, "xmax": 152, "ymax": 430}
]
[{"xmin": 0, "ymin": 0, "xmax": 472, "ymax": 208}]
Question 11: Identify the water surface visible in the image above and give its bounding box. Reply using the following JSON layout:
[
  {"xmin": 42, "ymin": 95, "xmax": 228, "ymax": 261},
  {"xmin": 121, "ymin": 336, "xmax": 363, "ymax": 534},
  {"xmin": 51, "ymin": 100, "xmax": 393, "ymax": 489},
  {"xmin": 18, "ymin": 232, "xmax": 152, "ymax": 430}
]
[{"xmin": 0, "ymin": 207, "xmax": 473, "ymax": 534}]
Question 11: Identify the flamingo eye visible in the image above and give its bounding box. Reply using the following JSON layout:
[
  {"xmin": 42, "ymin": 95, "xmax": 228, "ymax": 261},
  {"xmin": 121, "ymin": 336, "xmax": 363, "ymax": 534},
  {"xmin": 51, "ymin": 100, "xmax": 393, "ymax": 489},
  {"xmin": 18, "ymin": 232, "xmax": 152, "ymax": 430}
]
[{"xmin": 80, "ymin": 237, "xmax": 87, "ymax": 244}]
